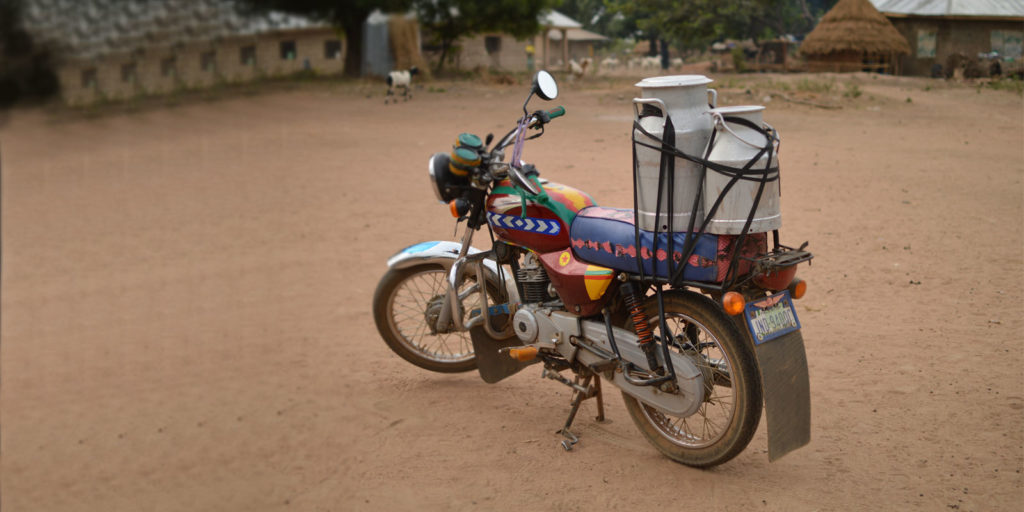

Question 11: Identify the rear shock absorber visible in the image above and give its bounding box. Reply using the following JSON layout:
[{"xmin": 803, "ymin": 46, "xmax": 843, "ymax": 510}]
[{"xmin": 620, "ymin": 281, "xmax": 662, "ymax": 373}]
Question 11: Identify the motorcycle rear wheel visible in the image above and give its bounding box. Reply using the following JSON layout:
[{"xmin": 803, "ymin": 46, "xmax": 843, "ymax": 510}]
[
  {"xmin": 621, "ymin": 291, "xmax": 762, "ymax": 468},
  {"xmin": 373, "ymin": 264, "xmax": 498, "ymax": 373}
]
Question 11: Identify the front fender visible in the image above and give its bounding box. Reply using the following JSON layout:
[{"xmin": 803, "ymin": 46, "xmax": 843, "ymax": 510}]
[{"xmin": 386, "ymin": 241, "xmax": 518, "ymax": 301}]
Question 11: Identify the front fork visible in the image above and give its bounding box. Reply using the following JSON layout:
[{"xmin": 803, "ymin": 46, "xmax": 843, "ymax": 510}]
[{"xmin": 436, "ymin": 226, "xmax": 516, "ymax": 340}]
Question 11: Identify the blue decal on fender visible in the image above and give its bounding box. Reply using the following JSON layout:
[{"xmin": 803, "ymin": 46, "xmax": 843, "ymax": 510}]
[
  {"xmin": 487, "ymin": 212, "xmax": 561, "ymax": 236},
  {"xmin": 402, "ymin": 241, "xmax": 441, "ymax": 254}
]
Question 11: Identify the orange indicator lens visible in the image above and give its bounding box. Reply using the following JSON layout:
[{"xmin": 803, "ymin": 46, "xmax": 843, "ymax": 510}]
[
  {"xmin": 722, "ymin": 292, "xmax": 746, "ymax": 316},
  {"xmin": 790, "ymin": 278, "xmax": 807, "ymax": 300}
]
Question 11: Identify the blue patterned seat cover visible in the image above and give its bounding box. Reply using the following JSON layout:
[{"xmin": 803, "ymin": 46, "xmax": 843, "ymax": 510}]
[{"xmin": 569, "ymin": 207, "xmax": 722, "ymax": 282}]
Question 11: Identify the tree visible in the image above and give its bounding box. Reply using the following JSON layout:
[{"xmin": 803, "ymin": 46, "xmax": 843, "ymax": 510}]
[
  {"xmin": 555, "ymin": 0, "xmax": 635, "ymax": 38},
  {"xmin": 607, "ymin": 0, "xmax": 836, "ymax": 54},
  {"xmin": 414, "ymin": 0, "xmax": 552, "ymax": 73},
  {"xmin": 0, "ymin": 0, "xmax": 59, "ymax": 108},
  {"xmin": 238, "ymin": 0, "xmax": 412, "ymax": 78}
]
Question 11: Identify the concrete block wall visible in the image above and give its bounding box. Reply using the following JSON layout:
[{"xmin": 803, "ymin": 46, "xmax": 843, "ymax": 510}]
[
  {"xmin": 453, "ymin": 34, "xmax": 531, "ymax": 71},
  {"xmin": 891, "ymin": 18, "xmax": 1023, "ymax": 76},
  {"xmin": 57, "ymin": 28, "xmax": 346, "ymax": 105}
]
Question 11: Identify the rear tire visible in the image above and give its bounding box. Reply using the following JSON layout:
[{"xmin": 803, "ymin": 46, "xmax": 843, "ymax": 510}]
[
  {"xmin": 621, "ymin": 291, "xmax": 762, "ymax": 468},
  {"xmin": 373, "ymin": 264, "xmax": 499, "ymax": 373}
]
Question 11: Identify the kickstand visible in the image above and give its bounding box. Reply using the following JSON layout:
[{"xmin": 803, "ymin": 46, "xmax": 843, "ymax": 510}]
[{"xmin": 551, "ymin": 372, "xmax": 604, "ymax": 451}]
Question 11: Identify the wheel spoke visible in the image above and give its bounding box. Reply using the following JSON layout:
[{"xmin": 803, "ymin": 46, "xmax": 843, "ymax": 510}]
[
  {"xmin": 639, "ymin": 305, "xmax": 741, "ymax": 450},
  {"xmin": 385, "ymin": 268, "xmax": 492, "ymax": 365}
]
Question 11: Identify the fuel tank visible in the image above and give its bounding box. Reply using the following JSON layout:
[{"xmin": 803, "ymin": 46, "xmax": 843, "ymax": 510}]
[{"xmin": 486, "ymin": 179, "xmax": 596, "ymax": 253}]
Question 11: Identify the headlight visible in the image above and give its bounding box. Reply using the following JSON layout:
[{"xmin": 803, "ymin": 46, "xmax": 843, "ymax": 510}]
[{"xmin": 427, "ymin": 152, "xmax": 468, "ymax": 203}]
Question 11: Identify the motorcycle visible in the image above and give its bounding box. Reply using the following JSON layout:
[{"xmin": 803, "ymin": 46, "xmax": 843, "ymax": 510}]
[{"xmin": 372, "ymin": 71, "xmax": 813, "ymax": 467}]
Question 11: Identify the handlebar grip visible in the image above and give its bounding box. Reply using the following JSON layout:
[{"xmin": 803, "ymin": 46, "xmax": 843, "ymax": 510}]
[{"xmin": 547, "ymin": 106, "xmax": 566, "ymax": 119}]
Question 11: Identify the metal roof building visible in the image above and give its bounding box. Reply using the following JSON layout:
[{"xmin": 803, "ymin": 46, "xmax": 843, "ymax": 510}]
[{"xmin": 869, "ymin": 0, "xmax": 1024, "ymax": 76}]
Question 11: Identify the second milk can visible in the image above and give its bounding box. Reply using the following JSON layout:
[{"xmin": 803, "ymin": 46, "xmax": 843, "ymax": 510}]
[
  {"xmin": 633, "ymin": 75, "xmax": 716, "ymax": 233},
  {"xmin": 703, "ymin": 105, "xmax": 782, "ymax": 234}
]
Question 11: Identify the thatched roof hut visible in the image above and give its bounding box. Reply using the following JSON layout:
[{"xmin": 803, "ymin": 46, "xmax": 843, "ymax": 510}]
[{"xmin": 800, "ymin": 0, "xmax": 911, "ymax": 73}]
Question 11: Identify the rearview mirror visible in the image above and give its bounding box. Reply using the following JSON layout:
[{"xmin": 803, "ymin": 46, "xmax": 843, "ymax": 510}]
[{"xmin": 532, "ymin": 71, "xmax": 558, "ymax": 101}]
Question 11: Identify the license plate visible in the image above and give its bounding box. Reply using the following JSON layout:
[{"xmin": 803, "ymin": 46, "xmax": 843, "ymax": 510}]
[{"xmin": 744, "ymin": 291, "xmax": 801, "ymax": 345}]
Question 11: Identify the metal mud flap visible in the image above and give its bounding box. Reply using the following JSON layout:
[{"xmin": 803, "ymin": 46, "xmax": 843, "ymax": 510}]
[
  {"xmin": 469, "ymin": 314, "xmax": 538, "ymax": 384},
  {"xmin": 736, "ymin": 317, "xmax": 811, "ymax": 461}
]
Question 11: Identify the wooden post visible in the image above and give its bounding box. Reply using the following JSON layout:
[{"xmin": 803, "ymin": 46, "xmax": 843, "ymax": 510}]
[
  {"xmin": 561, "ymin": 28, "xmax": 569, "ymax": 72},
  {"xmin": 542, "ymin": 27, "xmax": 550, "ymax": 69}
]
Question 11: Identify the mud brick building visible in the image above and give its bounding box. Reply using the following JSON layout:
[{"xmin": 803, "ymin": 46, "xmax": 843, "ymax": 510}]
[
  {"xmin": 21, "ymin": 0, "xmax": 343, "ymax": 106},
  {"xmin": 870, "ymin": 0, "xmax": 1024, "ymax": 77}
]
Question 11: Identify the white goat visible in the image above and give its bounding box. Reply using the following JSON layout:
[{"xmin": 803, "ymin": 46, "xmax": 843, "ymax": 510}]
[
  {"xmin": 600, "ymin": 57, "xmax": 619, "ymax": 73},
  {"xmin": 640, "ymin": 56, "xmax": 661, "ymax": 70},
  {"xmin": 385, "ymin": 66, "xmax": 419, "ymax": 104},
  {"xmin": 569, "ymin": 58, "xmax": 590, "ymax": 80}
]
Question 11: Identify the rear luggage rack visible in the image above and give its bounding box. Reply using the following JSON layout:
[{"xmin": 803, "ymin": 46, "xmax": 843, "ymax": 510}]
[{"xmin": 748, "ymin": 243, "xmax": 814, "ymax": 274}]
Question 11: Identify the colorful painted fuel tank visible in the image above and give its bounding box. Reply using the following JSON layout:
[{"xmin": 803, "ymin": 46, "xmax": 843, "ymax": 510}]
[{"xmin": 486, "ymin": 179, "xmax": 596, "ymax": 253}]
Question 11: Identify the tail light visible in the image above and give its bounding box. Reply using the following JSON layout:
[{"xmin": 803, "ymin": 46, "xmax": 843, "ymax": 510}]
[{"xmin": 753, "ymin": 265, "xmax": 797, "ymax": 291}]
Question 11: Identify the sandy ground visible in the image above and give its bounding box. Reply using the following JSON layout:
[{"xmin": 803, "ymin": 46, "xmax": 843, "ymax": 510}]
[{"xmin": 1, "ymin": 72, "xmax": 1022, "ymax": 511}]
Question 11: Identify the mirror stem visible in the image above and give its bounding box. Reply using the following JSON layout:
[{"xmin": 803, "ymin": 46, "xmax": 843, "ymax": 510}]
[{"xmin": 522, "ymin": 91, "xmax": 534, "ymax": 118}]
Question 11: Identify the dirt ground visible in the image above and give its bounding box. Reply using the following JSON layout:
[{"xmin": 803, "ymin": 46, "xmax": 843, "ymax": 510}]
[{"xmin": 2, "ymin": 71, "xmax": 1022, "ymax": 511}]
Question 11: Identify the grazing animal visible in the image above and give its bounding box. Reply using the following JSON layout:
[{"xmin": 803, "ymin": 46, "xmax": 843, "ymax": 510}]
[
  {"xmin": 569, "ymin": 58, "xmax": 590, "ymax": 80},
  {"xmin": 640, "ymin": 56, "xmax": 661, "ymax": 70},
  {"xmin": 600, "ymin": 57, "xmax": 619, "ymax": 73},
  {"xmin": 385, "ymin": 66, "xmax": 419, "ymax": 104}
]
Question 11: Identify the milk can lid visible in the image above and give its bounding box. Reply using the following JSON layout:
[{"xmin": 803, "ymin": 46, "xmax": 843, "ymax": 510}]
[
  {"xmin": 634, "ymin": 75, "xmax": 713, "ymax": 88},
  {"xmin": 709, "ymin": 105, "xmax": 765, "ymax": 115}
]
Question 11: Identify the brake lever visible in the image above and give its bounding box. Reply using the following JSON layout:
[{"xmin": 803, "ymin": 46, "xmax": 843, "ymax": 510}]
[{"xmin": 532, "ymin": 109, "xmax": 551, "ymax": 126}]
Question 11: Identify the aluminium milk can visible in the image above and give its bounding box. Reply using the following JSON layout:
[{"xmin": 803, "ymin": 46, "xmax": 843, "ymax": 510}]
[
  {"xmin": 632, "ymin": 75, "xmax": 717, "ymax": 232},
  {"xmin": 703, "ymin": 105, "xmax": 782, "ymax": 234}
]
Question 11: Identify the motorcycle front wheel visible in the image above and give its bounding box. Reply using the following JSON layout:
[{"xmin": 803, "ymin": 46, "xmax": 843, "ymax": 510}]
[
  {"xmin": 621, "ymin": 291, "xmax": 762, "ymax": 468},
  {"xmin": 373, "ymin": 264, "xmax": 499, "ymax": 373}
]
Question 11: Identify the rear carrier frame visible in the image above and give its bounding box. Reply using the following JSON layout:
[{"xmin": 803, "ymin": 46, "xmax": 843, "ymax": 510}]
[{"xmin": 628, "ymin": 99, "xmax": 812, "ymax": 293}]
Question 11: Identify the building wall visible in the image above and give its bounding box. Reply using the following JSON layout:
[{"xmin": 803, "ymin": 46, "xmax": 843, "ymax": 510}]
[
  {"xmin": 57, "ymin": 28, "xmax": 345, "ymax": 106},
  {"xmin": 889, "ymin": 18, "xmax": 1023, "ymax": 76},
  {"xmin": 452, "ymin": 33, "xmax": 531, "ymax": 71}
]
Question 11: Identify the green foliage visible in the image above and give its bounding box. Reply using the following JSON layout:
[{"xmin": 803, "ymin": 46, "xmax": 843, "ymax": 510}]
[
  {"xmin": 843, "ymin": 82, "xmax": 862, "ymax": 98},
  {"xmin": 0, "ymin": 0, "xmax": 60, "ymax": 106},
  {"xmin": 986, "ymin": 77, "xmax": 1024, "ymax": 95},
  {"xmin": 557, "ymin": 0, "xmax": 638, "ymax": 39},
  {"xmin": 414, "ymin": 0, "xmax": 553, "ymax": 72},
  {"xmin": 606, "ymin": 0, "xmax": 831, "ymax": 50},
  {"xmin": 796, "ymin": 77, "xmax": 834, "ymax": 93},
  {"xmin": 731, "ymin": 47, "xmax": 747, "ymax": 73}
]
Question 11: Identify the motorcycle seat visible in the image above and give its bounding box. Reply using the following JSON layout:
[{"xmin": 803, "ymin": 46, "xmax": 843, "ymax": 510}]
[{"xmin": 569, "ymin": 207, "xmax": 764, "ymax": 283}]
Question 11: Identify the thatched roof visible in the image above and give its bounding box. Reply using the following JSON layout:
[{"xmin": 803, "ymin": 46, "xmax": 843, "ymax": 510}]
[{"xmin": 801, "ymin": 0, "xmax": 911, "ymax": 56}]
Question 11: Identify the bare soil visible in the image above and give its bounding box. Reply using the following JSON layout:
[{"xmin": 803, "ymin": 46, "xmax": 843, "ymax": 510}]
[{"xmin": 2, "ymin": 72, "xmax": 1022, "ymax": 511}]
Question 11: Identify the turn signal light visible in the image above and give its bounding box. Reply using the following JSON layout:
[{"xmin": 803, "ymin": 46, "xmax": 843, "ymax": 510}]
[
  {"xmin": 722, "ymin": 292, "xmax": 746, "ymax": 316},
  {"xmin": 508, "ymin": 346, "xmax": 538, "ymax": 362},
  {"xmin": 448, "ymin": 198, "xmax": 470, "ymax": 218},
  {"xmin": 789, "ymin": 278, "xmax": 807, "ymax": 300}
]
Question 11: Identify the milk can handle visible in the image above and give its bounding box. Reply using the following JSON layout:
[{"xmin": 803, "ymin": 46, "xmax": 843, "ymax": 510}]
[
  {"xmin": 632, "ymin": 97, "xmax": 669, "ymax": 131},
  {"xmin": 710, "ymin": 111, "xmax": 774, "ymax": 151},
  {"xmin": 708, "ymin": 88, "xmax": 718, "ymax": 108}
]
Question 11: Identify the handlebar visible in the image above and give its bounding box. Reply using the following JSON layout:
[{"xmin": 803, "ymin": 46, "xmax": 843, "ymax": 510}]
[
  {"xmin": 546, "ymin": 106, "xmax": 566, "ymax": 120},
  {"xmin": 494, "ymin": 106, "xmax": 567, "ymax": 152}
]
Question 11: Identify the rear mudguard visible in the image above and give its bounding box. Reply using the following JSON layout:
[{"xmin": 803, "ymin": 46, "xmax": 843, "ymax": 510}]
[
  {"xmin": 734, "ymin": 316, "xmax": 811, "ymax": 461},
  {"xmin": 386, "ymin": 241, "xmax": 518, "ymax": 302}
]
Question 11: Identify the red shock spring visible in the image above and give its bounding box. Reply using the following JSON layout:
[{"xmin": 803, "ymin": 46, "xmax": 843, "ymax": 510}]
[{"xmin": 622, "ymin": 285, "xmax": 653, "ymax": 346}]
